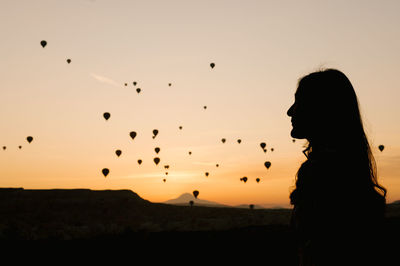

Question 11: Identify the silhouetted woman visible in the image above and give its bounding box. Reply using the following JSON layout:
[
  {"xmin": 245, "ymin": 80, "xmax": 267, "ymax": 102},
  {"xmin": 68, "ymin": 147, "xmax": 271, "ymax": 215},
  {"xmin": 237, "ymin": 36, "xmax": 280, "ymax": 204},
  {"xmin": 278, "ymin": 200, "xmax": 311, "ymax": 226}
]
[{"xmin": 287, "ymin": 69, "xmax": 386, "ymax": 265}]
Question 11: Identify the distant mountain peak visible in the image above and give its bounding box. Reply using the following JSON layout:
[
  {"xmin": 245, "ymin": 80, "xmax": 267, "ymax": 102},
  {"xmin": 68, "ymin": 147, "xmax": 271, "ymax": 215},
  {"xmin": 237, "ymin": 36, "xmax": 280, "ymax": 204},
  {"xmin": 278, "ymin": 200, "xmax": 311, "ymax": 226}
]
[
  {"xmin": 177, "ymin": 193, "xmax": 195, "ymax": 199},
  {"xmin": 163, "ymin": 193, "xmax": 229, "ymax": 207}
]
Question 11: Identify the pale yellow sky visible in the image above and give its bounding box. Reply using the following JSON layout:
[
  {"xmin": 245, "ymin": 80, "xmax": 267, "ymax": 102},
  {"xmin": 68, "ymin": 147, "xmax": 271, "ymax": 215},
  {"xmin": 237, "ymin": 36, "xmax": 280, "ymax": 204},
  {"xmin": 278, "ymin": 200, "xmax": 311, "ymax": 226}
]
[{"xmin": 1, "ymin": 0, "xmax": 399, "ymax": 206}]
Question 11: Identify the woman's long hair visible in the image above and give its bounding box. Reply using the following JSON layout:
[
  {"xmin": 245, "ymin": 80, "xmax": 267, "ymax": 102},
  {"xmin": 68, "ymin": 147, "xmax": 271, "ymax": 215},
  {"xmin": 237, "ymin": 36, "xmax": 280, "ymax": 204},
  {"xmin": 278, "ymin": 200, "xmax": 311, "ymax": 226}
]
[{"xmin": 289, "ymin": 69, "xmax": 386, "ymax": 214}]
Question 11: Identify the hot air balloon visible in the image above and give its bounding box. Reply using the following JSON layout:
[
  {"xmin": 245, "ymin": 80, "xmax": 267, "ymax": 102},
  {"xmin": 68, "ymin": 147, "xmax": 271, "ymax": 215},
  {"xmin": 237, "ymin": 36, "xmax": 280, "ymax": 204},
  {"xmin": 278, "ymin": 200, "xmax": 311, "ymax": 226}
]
[
  {"xmin": 133, "ymin": 81, "xmax": 137, "ymax": 86},
  {"xmin": 237, "ymin": 139, "xmax": 241, "ymax": 144},
  {"xmin": 18, "ymin": 146, "xmax": 22, "ymax": 149},
  {"xmin": 136, "ymin": 88, "xmax": 141, "ymax": 93},
  {"xmin": 102, "ymin": 168, "xmax": 109, "ymax": 177},
  {"xmin": 292, "ymin": 139, "xmax": 296, "ymax": 143},
  {"xmin": 2, "ymin": 146, "xmax": 6, "ymax": 150},
  {"xmin": 216, "ymin": 164, "xmax": 219, "ymax": 167},
  {"xmin": 130, "ymin": 131, "xmax": 137, "ymax": 140},
  {"xmin": 193, "ymin": 190, "xmax": 199, "ymax": 199},
  {"xmin": 168, "ymin": 83, "xmax": 171, "ymax": 86},
  {"xmin": 210, "ymin": 63, "xmax": 215, "ymax": 69},
  {"xmin": 241, "ymin": 177, "xmax": 248, "ymax": 183},
  {"xmin": 271, "ymin": 148, "xmax": 274, "ymax": 152},
  {"xmin": 124, "ymin": 83, "xmax": 128, "ymax": 86},
  {"xmin": 164, "ymin": 165, "xmax": 169, "ymax": 169},
  {"xmin": 378, "ymin": 145, "xmax": 385, "ymax": 152},
  {"xmin": 26, "ymin": 136, "xmax": 33, "ymax": 143},
  {"xmin": 165, "ymin": 172, "xmax": 168, "ymax": 175},
  {"xmin": 188, "ymin": 151, "xmax": 192, "ymax": 155},
  {"xmin": 264, "ymin": 161, "xmax": 271, "ymax": 169},
  {"xmin": 103, "ymin": 112, "xmax": 110, "ymax": 120},
  {"xmin": 40, "ymin": 40, "xmax": 47, "ymax": 48},
  {"xmin": 154, "ymin": 157, "xmax": 160, "ymax": 165},
  {"xmin": 179, "ymin": 126, "xmax": 182, "ymax": 130},
  {"xmin": 66, "ymin": 59, "xmax": 71, "ymax": 64},
  {"xmin": 203, "ymin": 106, "xmax": 207, "ymax": 109},
  {"xmin": 256, "ymin": 178, "xmax": 260, "ymax": 183},
  {"xmin": 115, "ymin": 150, "xmax": 122, "ymax": 157},
  {"xmin": 152, "ymin": 129, "xmax": 158, "ymax": 139},
  {"xmin": 260, "ymin": 142, "xmax": 266, "ymax": 150},
  {"xmin": 221, "ymin": 138, "xmax": 226, "ymax": 144},
  {"xmin": 163, "ymin": 178, "xmax": 166, "ymax": 182},
  {"xmin": 155, "ymin": 147, "xmax": 160, "ymax": 154},
  {"xmin": 205, "ymin": 172, "xmax": 209, "ymax": 177},
  {"xmin": 137, "ymin": 159, "xmax": 142, "ymax": 165}
]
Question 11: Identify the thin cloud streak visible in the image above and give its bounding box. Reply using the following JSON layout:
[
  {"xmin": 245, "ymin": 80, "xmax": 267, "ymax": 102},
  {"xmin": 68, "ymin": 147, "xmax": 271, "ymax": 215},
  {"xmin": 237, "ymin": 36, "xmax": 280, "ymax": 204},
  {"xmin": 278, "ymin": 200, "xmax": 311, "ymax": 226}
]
[{"xmin": 90, "ymin": 73, "xmax": 120, "ymax": 87}]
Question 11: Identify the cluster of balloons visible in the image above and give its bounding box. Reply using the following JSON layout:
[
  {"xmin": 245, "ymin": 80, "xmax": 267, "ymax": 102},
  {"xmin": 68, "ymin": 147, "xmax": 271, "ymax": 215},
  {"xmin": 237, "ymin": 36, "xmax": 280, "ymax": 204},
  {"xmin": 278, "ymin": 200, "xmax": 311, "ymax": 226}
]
[
  {"xmin": 41, "ymin": 40, "xmax": 72, "ymax": 65},
  {"xmin": 260, "ymin": 142, "xmax": 274, "ymax": 153},
  {"xmin": 99, "ymin": 123, "xmax": 164, "ymax": 176},
  {"xmin": 101, "ymin": 108, "xmax": 171, "ymax": 177},
  {"xmin": 128, "ymin": 81, "xmax": 142, "ymax": 93},
  {"xmin": 240, "ymin": 176, "xmax": 261, "ymax": 184},
  {"xmin": 2, "ymin": 136, "xmax": 34, "ymax": 151}
]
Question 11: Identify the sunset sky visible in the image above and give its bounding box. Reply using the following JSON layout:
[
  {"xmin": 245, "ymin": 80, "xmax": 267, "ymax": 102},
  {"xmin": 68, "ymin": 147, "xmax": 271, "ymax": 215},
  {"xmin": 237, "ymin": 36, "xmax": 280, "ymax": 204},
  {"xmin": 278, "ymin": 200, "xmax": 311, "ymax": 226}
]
[{"xmin": 1, "ymin": 0, "xmax": 399, "ymax": 207}]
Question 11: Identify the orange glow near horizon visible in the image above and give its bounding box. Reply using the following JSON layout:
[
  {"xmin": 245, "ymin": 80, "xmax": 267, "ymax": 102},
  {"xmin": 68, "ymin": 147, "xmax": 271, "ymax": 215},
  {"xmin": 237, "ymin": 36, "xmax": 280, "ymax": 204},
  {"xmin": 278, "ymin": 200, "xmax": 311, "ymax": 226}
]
[{"xmin": 1, "ymin": 1, "xmax": 399, "ymax": 207}]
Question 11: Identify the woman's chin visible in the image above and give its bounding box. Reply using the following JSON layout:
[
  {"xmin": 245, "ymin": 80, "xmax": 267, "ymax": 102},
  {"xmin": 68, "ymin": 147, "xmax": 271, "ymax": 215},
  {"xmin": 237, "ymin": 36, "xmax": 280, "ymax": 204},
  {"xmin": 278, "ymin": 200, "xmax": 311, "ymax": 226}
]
[{"xmin": 291, "ymin": 129, "xmax": 306, "ymax": 139}]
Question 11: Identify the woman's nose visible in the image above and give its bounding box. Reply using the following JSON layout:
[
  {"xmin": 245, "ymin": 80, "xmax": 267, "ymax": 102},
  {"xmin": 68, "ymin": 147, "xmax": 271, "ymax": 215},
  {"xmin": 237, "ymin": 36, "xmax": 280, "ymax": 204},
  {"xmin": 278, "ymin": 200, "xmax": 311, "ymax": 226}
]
[{"xmin": 287, "ymin": 104, "xmax": 294, "ymax": 117}]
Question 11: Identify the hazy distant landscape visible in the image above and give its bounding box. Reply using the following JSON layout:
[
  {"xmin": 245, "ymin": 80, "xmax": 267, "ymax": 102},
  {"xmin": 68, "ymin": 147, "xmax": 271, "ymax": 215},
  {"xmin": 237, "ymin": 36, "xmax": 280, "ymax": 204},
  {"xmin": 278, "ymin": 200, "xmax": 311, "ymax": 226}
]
[{"xmin": 162, "ymin": 192, "xmax": 286, "ymax": 209}]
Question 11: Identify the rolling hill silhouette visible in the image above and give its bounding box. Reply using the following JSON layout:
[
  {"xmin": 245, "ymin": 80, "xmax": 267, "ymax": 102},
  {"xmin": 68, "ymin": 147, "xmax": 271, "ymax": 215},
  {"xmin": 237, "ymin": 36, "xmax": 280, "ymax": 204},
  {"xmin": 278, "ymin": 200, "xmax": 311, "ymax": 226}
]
[{"xmin": 0, "ymin": 188, "xmax": 295, "ymax": 240}]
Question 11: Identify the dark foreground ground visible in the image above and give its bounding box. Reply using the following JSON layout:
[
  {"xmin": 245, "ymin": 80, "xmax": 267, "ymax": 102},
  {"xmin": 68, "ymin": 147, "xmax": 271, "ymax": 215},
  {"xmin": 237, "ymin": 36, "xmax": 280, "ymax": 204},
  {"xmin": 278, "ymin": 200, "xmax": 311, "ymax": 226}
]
[{"xmin": 1, "ymin": 188, "xmax": 399, "ymax": 264}]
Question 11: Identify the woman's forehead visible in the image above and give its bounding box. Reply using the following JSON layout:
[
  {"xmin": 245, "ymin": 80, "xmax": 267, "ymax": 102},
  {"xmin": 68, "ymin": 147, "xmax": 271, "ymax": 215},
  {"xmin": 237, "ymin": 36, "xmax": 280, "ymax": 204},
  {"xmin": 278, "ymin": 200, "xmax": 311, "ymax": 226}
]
[
  {"xmin": 295, "ymin": 84, "xmax": 311, "ymax": 99},
  {"xmin": 294, "ymin": 88, "xmax": 303, "ymax": 99}
]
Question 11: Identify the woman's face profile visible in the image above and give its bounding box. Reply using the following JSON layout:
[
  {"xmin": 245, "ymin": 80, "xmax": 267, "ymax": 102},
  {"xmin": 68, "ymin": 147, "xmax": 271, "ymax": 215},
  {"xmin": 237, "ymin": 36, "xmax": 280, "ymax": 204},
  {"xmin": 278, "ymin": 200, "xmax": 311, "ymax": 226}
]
[{"xmin": 287, "ymin": 90, "xmax": 309, "ymax": 140}]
